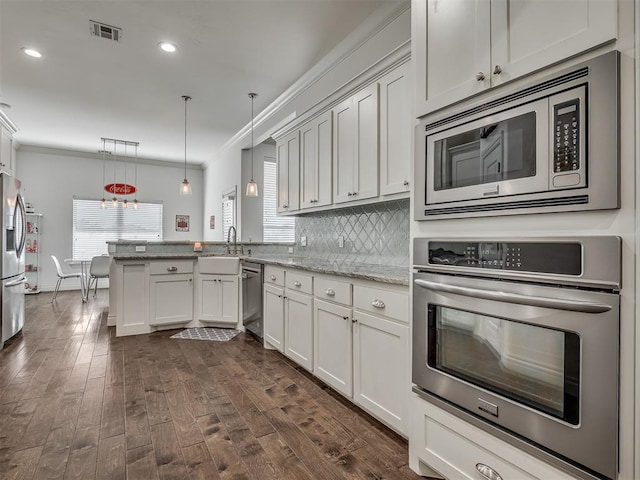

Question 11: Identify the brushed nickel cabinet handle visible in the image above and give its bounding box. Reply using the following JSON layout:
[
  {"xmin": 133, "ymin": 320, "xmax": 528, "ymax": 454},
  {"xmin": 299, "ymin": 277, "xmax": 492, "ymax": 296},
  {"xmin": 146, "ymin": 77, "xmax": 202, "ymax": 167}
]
[
  {"xmin": 351, "ymin": 318, "xmax": 357, "ymax": 324},
  {"xmin": 372, "ymin": 299, "xmax": 385, "ymax": 309},
  {"xmin": 476, "ymin": 463, "xmax": 503, "ymax": 480},
  {"xmin": 167, "ymin": 266, "xmax": 178, "ymax": 272},
  {"xmin": 493, "ymin": 65, "xmax": 502, "ymax": 75},
  {"xmin": 294, "ymin": 280, "xmax": 301, "ymax": 287},
  {"xmin": 270, "ymin": 275, "xmax": 276, "ymax": 281},
  {"xmin": 325, "ymin": 288, "xmax": 335, "ymax": 297},
  {"xmin": 403, "ymin": 180, "xmax": 409, "ymax": 186},
  {"xmin": 476, "ymin": 72, "xmax": 486, "ymax": 81},
  {"xmin": 343, "ymin": 316, "xmax": 349, "ymax": 321}
]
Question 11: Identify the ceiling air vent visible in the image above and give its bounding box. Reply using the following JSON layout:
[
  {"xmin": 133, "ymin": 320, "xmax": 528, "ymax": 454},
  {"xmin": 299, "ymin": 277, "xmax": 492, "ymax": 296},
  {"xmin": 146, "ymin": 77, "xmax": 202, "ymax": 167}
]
[{"xmin": 89, "ymin": 20, "xmax": 122, "ymax": 42}]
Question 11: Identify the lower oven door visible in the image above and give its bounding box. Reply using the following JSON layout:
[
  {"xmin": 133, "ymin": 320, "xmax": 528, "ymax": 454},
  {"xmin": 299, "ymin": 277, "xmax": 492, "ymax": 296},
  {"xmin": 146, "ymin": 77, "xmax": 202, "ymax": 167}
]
[{"xmin": 412, "ymin": 271, "xmax": 619, "ymax": 480}]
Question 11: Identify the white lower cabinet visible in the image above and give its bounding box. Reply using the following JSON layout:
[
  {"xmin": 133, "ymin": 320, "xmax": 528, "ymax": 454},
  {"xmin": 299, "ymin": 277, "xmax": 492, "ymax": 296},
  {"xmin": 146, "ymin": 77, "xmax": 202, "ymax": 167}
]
[
  {"xmin": 313, "ymin": 299, "xmax": 353, "ymax": 397},
  {"xmin": 149, "ymin": 273, "xmax": 193, "ymax": 326},
  {"xmin": 284, "ymin": 289, "xmax": 313, "ymax": 371},
  {"xmin": 409, "ymin": 395, "xmax": 576, "ymax": 480},
  {"xmin": 353, "ymin": 310, "xmax": 409, "ymax": 434},
  {"xmin": 264, "ymin": 283, "xmax": 285, "ymax": 352},
  {"xmin": 196, "ymin": 275, "xmax": 238, "ymax": 325}
]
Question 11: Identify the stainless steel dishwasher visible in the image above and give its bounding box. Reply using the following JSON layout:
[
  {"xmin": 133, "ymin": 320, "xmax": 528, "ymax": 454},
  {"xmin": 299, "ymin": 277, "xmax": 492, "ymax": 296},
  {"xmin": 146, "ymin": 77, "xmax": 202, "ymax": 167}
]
[{"xmin": 241, "ymin": 261, "xmax": 263, "ymax": 340}]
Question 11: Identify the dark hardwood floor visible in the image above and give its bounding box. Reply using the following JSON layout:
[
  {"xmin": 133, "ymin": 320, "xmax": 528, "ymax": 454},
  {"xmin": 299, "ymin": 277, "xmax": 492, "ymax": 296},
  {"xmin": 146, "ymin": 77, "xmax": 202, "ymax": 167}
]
[{"xmin": 0, "ymin": 290, "xmax": 425, "ymax": 480}]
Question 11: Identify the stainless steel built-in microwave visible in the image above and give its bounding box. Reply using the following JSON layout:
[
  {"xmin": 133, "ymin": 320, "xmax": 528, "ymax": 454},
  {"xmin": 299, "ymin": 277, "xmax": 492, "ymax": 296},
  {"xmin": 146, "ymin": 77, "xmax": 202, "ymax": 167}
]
[{"xmin": 414, "ymin": 51, "xmax": 619, "ymax": 220}]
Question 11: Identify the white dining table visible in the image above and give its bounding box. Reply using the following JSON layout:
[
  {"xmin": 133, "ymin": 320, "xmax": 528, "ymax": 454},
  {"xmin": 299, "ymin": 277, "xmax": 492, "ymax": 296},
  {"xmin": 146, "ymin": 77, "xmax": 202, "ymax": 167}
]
[{"xmin": 65, "ymin": 258, "xmax": 92, "ymax": 302}]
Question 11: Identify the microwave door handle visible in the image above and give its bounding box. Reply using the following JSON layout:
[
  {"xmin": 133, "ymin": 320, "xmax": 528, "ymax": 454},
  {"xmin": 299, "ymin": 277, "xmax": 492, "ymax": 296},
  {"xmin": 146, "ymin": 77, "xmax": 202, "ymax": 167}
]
[{"xmin": 413, "ymin": 279, "xmax": 612, "ymax": 314}]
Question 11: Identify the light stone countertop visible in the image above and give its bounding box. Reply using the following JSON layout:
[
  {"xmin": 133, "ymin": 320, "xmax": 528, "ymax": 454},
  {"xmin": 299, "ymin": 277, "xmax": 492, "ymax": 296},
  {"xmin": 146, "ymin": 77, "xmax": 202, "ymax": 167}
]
[{"xmin": 113, "ymin": 253, "xmax": 409, "ymax": 286}]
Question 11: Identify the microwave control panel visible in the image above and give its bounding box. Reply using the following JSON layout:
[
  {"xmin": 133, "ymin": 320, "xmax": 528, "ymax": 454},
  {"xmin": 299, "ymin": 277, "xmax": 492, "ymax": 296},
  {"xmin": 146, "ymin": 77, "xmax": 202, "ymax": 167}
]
[
  {"xmin": 428, "ymin": 241, "xmax": 582, "ymax": 276},
  {"xmin": 554, "ymin": 99, "xmax": 580, "ymax": 173}
]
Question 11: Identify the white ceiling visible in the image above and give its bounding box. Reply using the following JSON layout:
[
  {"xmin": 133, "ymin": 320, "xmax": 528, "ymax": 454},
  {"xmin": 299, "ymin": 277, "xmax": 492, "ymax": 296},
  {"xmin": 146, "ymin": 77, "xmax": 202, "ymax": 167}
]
[{"xmin": 0, "ymin": 0, "xmax": 390, "ymax": 166}]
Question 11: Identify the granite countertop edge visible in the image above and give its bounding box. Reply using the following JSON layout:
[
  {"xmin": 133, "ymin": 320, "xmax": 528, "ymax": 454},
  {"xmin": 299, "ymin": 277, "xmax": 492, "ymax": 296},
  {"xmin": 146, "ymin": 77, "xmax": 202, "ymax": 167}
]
[{"xmin": 113, "ymin": 253, "xmax": 409, "ymax": 286}]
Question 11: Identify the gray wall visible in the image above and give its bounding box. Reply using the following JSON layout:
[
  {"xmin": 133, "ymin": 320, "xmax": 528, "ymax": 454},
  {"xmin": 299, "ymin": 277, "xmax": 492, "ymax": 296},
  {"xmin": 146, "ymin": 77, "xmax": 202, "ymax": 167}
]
[{"xmin": 16, "ymin": 147, "xmax": 204, "ymax": 291}]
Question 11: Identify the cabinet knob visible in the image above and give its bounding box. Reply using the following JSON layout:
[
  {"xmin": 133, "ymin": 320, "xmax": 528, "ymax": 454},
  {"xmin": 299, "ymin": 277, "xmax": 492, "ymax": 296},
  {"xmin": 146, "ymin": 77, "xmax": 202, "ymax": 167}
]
[
  {"xmin": 293, "ymin": 280, "xmax": 301, "ymax": 287},
  {"xmin": 325, "ymin": 288, "xmax": 335, "ymax": 297},
  {"xmin": 343, "ymin": 316, "xmax": 349, "ymax": 321},
  {"xmin": 352, "ymin": 191, "xmax": 358, "ymax": 196},
  {"xmin": 475, "ymin": 72, "xmax": 486, "ymax": 81},
  {"xmin": 351, "ymin": 318, "xmax": 357, "ymax": 324},
  {"xmin": 493, "ymin": 65, "xmax": 502, "ymax": 75},
  {"xmin": 283, "ymin": 205, "xmax": 289, "ymax": 209},
  {"xmin": 270, "ymin": 275, "xmax": 276, "ymax": 281},
  {"xmin": 403, "ymin": 180, "xmax": 409, "ymax": 187},
  {"xmin": 371, "ymin": 299, "xmax": 385, "ymax": 309},
  {"xmin": 347, "ymin": 192, "xmax": 353, "ymax": 197},
  {"xmin": 476, "ymin": 463, "xmax": 503, "ymax": 480},
  {"xmin": 167, "ymin": 266, "xmax": 178, "ymax": 272}
]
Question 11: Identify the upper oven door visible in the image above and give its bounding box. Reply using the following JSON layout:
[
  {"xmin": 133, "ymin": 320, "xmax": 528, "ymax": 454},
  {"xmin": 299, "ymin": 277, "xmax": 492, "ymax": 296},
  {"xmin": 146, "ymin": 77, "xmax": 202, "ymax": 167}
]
[
  {"xmin": 412, "ymin": 271, "xmax": 619, "ymax": 480},
  {"xmin": 426, "ymin": 97, "xmax": 550, "ymax": 205}
]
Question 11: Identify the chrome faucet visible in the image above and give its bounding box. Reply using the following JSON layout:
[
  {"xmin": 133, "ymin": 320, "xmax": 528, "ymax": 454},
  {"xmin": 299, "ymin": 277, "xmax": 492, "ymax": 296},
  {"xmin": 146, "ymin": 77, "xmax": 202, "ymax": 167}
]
[{"xmin": 226, "ymin": 226, "xmax": 238, "ymax": 255}]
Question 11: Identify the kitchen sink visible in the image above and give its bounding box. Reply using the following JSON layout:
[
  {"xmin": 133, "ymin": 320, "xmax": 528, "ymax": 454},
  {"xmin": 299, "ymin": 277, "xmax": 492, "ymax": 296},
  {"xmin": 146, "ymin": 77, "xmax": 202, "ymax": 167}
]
[{"xmin": 198, "ymin": 256, "xmax": 240, "ymax": 275}]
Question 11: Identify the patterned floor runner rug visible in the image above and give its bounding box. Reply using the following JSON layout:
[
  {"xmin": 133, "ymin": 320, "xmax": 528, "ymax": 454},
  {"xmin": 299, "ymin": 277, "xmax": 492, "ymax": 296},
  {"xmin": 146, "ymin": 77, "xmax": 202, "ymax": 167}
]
[{"xmin": 170, "ymin": 327, "xmax": 240, "ymax": 342}]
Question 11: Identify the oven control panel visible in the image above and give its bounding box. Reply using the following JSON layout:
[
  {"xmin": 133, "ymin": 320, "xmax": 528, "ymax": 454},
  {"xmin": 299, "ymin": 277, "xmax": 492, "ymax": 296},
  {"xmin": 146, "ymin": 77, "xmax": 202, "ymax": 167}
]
[
  {"xmin": 428, "ymin": 241, "xmax": 582, "ymax": 276},
  {"xmin": 553, "ymin": 99, "xmax": 580, "ymax": 173}
]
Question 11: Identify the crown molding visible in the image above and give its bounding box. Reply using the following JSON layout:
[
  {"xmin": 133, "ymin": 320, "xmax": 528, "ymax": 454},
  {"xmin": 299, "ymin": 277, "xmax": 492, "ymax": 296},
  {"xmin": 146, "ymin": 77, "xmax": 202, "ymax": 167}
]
[
  {"xmin": 217, "ymin": 0, "xmax": 410, "ymax": 154},
  {"xmin": 0, "ymin": 110, "xmax": 18, "ymax": 135},
  {"xmin": 17, "ymin": 144, "xmax": 203, "ymax": 170}
]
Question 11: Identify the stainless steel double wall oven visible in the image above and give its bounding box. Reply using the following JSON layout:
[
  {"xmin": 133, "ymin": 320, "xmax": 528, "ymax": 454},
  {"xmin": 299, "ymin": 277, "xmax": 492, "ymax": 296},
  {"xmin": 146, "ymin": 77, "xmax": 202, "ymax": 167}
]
[{"xmin": 412, "ymin": 237, "xmax": 621, "ymax": 480}]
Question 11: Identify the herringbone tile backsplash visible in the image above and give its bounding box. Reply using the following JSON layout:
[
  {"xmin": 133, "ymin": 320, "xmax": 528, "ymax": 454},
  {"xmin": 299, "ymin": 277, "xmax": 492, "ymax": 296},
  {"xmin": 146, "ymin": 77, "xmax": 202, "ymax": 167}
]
[{"xmin": 295, "ymin": 199, "xmax": 409, "ymax": 265}]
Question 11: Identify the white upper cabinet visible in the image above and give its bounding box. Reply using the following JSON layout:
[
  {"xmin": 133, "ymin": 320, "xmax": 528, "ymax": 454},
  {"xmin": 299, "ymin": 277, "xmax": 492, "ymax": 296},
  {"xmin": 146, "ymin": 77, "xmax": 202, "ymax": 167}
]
[
  {"xmin": 300, "ymin": 110, "xmax": 333, "ymax": 209},
  {"xmin": 379, "ymin": 62, "xmax": 411, "ymax": 195},
  {"xmin": 0, "ymin": 112, "xmax": 17, "ymax": 176},
  {"xmin": 413, "ymin": 0, "xmax": 617, "ymax": 117},
  {"xmin": 276, "ymin": 130, "xmax": 300, "ymax": 213},
  {"xmin": 333, "ymin": 82, "xmax": 379, "ymax": 204}
]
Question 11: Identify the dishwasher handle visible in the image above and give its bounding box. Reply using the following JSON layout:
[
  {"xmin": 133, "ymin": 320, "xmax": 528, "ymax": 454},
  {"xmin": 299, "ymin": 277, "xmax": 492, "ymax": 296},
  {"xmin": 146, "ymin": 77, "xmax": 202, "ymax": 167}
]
[{"xmin": 414, "ymin": 278, "xmax": 613, "ymax": 314}]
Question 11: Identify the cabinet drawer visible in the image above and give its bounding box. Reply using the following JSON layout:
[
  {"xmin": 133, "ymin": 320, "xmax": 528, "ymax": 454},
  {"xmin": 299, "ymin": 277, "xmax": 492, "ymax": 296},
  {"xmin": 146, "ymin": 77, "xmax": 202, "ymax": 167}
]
[
  {"xmin": 315, "ymin": 277, "xmax": 352, "ymax": 306},
  {"xmin": 265, "ymin": 266, "xmax": 285, "ymax": 287},
  {"xmin": 286, "ymin": 270, "xmax": 313, "ymax": 295},
  {"xmin": 353, "ymin": 284, "xmax": 408, "ymax": 323},
  {"xmin": 149, "ymin": 260, "xmax": 194, "ymax": 275},
  {"xmin": 412, "ymin": 398, "xmax": 575, "ymax": 480}
]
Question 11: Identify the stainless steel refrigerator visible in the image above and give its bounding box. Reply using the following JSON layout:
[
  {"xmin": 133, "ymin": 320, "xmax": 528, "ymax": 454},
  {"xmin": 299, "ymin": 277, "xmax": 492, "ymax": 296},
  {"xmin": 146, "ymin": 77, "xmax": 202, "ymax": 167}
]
[{"xmin": 0, "ymin": 173, "xmax": 26, "ymax": 349}]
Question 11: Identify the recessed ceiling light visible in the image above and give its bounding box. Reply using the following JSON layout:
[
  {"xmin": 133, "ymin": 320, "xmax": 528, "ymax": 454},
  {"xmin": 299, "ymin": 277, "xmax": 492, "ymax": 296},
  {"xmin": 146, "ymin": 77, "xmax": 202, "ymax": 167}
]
[
  {"xmin": 159, "ymin": 42, "xmax": 177, "ymax": 53},
  {"xmin": 21, "ymin": 47, "xmax": 42, "ymax": 58}
]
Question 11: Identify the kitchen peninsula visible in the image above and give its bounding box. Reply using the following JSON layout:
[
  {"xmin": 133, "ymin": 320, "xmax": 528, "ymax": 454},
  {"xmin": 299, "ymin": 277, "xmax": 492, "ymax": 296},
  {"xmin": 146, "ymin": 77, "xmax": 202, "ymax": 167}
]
[{"xmin": 108, "ymin": 240, "xmax": 409, "ymax": 336}]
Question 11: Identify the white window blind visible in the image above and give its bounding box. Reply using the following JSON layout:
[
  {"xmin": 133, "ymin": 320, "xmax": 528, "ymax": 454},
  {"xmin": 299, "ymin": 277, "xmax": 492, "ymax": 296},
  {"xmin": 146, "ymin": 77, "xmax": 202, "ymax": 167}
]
[
  {"xmin": 263, "ymin": 160, "xmax": 295, "ymax": 242},
  {"xmin": 222, "ymin": 194, "xmax": 235, "ymax": 241},
  {"xmin": 72, "ymin": 199, "xmax": 163, "ymax": 259}
]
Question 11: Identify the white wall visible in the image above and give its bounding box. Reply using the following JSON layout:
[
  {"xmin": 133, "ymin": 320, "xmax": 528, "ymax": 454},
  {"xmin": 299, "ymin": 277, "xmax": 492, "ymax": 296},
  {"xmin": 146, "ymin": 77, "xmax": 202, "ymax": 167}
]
[
  {"xmin": 203, "ymin": 3, "xmax": 411, "ymax": 242},
  {"xmin": 240, "ymin": 142, "xmax": 275, "ymax": 242},
  {"xmin": 16, "ymin": 147, "xmax": 203, "ymax": 291}
]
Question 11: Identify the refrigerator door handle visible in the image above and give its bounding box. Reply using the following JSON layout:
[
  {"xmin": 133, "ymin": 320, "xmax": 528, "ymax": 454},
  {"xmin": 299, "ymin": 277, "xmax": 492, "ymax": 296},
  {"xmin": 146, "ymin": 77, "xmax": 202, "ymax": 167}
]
[
  {"xmin": 14, "ymin": 194, "xmax": 26, "ymax": 258},
  {"xmin": 5, "ymin": 276, "xmax": 27, "ymax": 288}
]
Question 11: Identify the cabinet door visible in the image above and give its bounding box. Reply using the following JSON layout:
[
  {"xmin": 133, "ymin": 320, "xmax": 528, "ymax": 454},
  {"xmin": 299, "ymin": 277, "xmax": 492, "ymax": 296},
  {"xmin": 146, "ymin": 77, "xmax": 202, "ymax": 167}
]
[
  {"xmin": 413, "ymin": 0, "xmax": 491, "ymax": 116},
  {"xmin": 332, "ymin": 97, "xmax": 355, "ymax": 204},
  {"xmin": 353, "ymin": 310, "xmax": 409, "ymax": 435},
  {"xmin": 264, "ymin": 283, "xmax": 285, "ymax": 352},
  {"xmin": 277, "ymin": 131, "xmax": 300, "ymax": 213},
  {"xmin": 379, "ymin": 62, "xmax": 411, "ymax": 195},
  {"xmin": 0, "ymin": 128, "xmax": 13, "ymax": 175},
  {"xmin": 149, "ymin": 274, "xmax": 193, "ymax": 325},
  {"xmin": 313, "ymin": 299, "xmax": 352, "ymax": 397},
  {"xmin": 197, "ymin": 276, "xmax": 220, "ymax": 322},
  {"xmin": 490, "ymin": 0, "xmax": 617, "ymax": 88},
  {"xmin": 284, "ymin": 290, "xmax": 313, "ymax": 371},
  {"xmin": 315, "ymin": 110, "xmax": 333, "ymax": 207},
  {"xmin": 353, "ymin": 83, "xmax": 379, "ymax": 201},
  {"xmin": 218, "ymin": 276, "xmax": 239, "ymax": 325},
  {"xmin": 299, "ymin": 121, "xmax": 317, "ymax": 209}
]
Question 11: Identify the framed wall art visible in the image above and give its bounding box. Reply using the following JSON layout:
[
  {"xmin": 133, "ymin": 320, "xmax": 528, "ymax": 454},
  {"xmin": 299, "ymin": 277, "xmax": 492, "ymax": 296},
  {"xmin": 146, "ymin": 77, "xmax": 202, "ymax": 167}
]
[{"xmin": 175, "ymin": 215, "xmax": 189, "ymax": 232}]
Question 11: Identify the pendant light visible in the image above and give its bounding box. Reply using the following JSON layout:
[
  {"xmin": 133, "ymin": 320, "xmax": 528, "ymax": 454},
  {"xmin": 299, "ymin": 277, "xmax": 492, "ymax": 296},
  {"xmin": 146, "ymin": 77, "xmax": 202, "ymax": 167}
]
[
  {"xmin": 245, "ymin": 92, "xmax": 258, "ymax": 197},
  {"xmin": 180, "ymin": 95, "xmax": 192, "ymax": 196}
]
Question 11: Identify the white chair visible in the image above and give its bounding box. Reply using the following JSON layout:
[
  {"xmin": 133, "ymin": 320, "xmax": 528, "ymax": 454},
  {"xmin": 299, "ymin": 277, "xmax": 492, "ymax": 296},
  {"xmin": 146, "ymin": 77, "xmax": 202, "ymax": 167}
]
[
  {"xmin": 51, "ymin": 255, "xmax": 83, "ymax": 303},
  {"xmin": 88, "ymin": 255, "xmax": 111, "ymax": 297}
]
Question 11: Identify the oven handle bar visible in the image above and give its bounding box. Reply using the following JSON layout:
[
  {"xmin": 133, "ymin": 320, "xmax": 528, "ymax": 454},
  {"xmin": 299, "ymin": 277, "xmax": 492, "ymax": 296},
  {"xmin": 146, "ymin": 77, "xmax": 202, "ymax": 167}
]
[{"xmin": 414, "ymin": 279, "xmax": 612, "ymax": 313}]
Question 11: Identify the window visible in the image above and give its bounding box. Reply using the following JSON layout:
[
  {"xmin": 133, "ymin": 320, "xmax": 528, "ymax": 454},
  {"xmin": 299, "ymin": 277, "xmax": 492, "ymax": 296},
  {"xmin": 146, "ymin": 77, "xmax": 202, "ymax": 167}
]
[
  {"xmin": 222, "ymin": 187, "xmax": 236, "ymax": 241},
  {"xmin": 72, "ymin": 198, "xmax": 163, "ymax": 259},
  {"xmin": 263, "ymin": 159, "xmax": 295, "ymax": 242}
]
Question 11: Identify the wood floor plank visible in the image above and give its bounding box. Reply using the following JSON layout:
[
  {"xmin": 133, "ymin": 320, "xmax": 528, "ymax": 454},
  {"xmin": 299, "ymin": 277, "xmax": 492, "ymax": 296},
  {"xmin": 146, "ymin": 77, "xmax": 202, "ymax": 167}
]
[
  {"xmin": 64, "ymin": 425, "xmax": 99, "ymax": 480},
  {"xmin": 197, "ymin": 413, "xmax": 252, "ymax": 480},
  {"xmin": 2, "ymin": 445, "xmax": 43, "ymax": 480},
  {"xmin": 77, "ymin": 376, "xmax": 106, "ymax": 429},
  {"xmin": 150, "ymin": 421, "xmax": 188, "ymax": 479},
  {"xmin": 258, "ymin": 432, "xmax": 315, "ymax": 480},
  {"xmin": 17, "ymin": 396, "xmax": 61, "ymax": 449},
  {"xmin": 100, "ymin": 383, "xmax": 125, "ymax": 439},
  {"xmin": 96, "ymin": 433, "xmax": 126, "ymax": 480},
  {"xmin": 164, "ymin": 386, "xmax": 203, "ymax": 448},
  {"xmin": 181, "ymin": 442, "xmax": 221, "ymax": 480},
  {"xmin": 144, "ymin": 384, "xmax": 172, "ymax": 427},
  {"xmin": 126, "ymin": 444, "xmax": 159, "ymax": 480},
  {"xmin": 87, "ymin": 354, "xmax": 108, "ymax": 379}
]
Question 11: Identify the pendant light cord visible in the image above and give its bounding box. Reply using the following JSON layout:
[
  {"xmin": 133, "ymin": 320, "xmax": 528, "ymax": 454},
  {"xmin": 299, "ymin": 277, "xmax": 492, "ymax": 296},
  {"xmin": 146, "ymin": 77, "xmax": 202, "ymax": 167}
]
[
  {"xmin": 184, "ymin": 96, "xmax": 188, "ymax": 179},
  {"xmin": 251, "ymin": 94, "xmax": 254, "ymax": 179}
]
